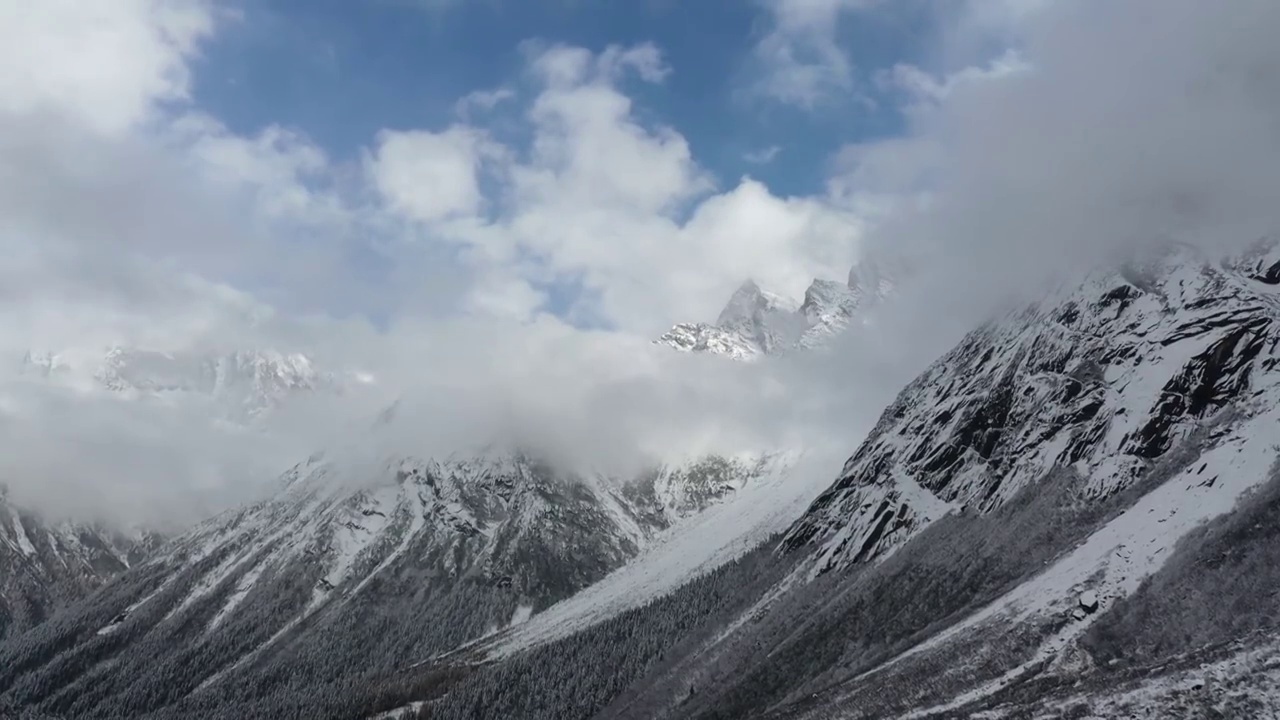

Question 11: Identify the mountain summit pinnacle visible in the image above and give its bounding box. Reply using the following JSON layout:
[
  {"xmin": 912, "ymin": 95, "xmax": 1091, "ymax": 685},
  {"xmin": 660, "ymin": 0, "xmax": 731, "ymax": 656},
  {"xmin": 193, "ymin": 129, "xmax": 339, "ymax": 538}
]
[{"xmin": 657, "ymin": 260, "xmax": 895, "ymax": 360}]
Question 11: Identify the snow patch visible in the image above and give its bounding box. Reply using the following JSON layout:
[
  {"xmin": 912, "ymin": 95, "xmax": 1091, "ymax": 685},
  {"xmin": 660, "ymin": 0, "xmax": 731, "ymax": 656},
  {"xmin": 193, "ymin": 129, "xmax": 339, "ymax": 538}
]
[
  {"xmin": 510, "ymin": 605, "xmax": 534, "ymax": 626},
  {"xmin": 348, "ymin": 487, "xmax": 426, "ymax": 600},
  {"xmin": 9, "ymin": 508, "xmax": 35, "ymax": 557},
  {"xmin": 96, "ymin": 585, "xmax": 166, "ymax": 636},
  {"xmin": 896, "ymin": 405, "xmax": 1280, "ymax": 717},
  {"xmin": 491, "ymin": 451, "xmax": 816, "ymax": 656},
  {"xmin": 367, "ymin": 701, "xmax": 425, "ymax": 719},
  {"xmin": 209, "ymin": 564, "xmax": 266, "ymax": 631}
]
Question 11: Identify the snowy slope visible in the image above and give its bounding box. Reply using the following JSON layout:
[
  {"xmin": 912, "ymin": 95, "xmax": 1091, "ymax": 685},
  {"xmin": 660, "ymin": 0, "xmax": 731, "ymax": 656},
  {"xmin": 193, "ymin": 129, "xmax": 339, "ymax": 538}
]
[
  {"xmin": 0, "ymin": 444, "xmax": 779, "ymax": 710},
  {"xmin": 147, "ymin": 451, "xmax": 656, "ymax": 627},
  {"xmin": 17, "ymin": 242, "xmax": 1280, "ymax": 719},
  {"xmin": 689, "ymin": 242, "xmax": 1280, "ymax": 718},
  {"xmin": 0, "ymin": 487, "xmax": 159, "ymax": 639},
  {"xmin": 785, "ymin": 243, "xmax": 1280, "ymax": 575},
  {"xmin": 0, "ymin": 346, "xmax": 346, "ymax": 634},
  {"xmin": 811, "ymin": 396, "xmax": 1280, "ymax": 718},
  {"xmin": 491, "ymin": 451, "xmax": 814, "ymax": 655},
  {"xmin": 508, "ymin": 243, "xmax": 1280, "ymax": 720},
  {"xmin": 657, "ymin": 280, "xmax": 801, "ymax": 361},
  {"xmin": 1036, "ymin": 637, "xmax": 1280, "ymax": 719}
]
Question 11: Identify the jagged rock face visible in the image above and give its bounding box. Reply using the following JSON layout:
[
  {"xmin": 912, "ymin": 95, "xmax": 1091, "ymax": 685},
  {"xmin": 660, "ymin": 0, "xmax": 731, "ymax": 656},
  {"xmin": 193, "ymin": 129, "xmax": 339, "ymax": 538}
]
[
  {"xmin": 0, "ymin": 489, "xmax": 159, "ymax": 640},
  {"xmin": 17, "ymin": 347, "xmax": 363, "ymax": 422},
  {"xmin": 1227, "ymin": 237, "xmax": 1280, "ymax": 285},
  {"xmin": 797, "ymin": 279, "xmax": 862, "ymax": 349},
  {"xmin": 657, "ymin": 262, "xmax": 895, "ymax": 361},
  {"xmin": 657, "ymin": 280, "xmax": 803, "ymax": 361},
  {"xmin": 846, "ymin": 255, "xmax": 900, "ymax": 300},
  {"xmin": 713, "ymin": 280, "xmax": 805, "ymax": 353},
  {"xmin": 786, "ymin": 244, "xmax": 1280, "ymax": 574},
  {"xmin": 656, "ymin": 321, "xmax": 764, "ymax": 361},
  {"xmin": 256, "ymin": 450, "xmax": 768, "ymax": 605}
]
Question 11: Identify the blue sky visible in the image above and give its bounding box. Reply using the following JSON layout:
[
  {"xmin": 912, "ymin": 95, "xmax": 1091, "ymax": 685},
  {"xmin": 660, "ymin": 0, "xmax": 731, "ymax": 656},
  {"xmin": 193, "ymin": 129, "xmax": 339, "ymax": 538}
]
[
  {"xmin": 193, "ymin": 0, "xmax": 934, "ymax": 199},
  {"xmin": 0, "ymin": 0, "xmax": 1040, "ymax": 347}
]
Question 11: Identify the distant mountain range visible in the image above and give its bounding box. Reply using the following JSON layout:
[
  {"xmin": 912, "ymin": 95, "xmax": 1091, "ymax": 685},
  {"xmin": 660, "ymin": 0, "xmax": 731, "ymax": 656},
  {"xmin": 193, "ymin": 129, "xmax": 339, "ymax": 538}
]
[
  {"xmin": 0, "ymin": 447, "xmax": 796, "ymax": 719},
  {"xmin": 1, "ymin": 345, "xmax": 365, "ymax": 643},
  {"xmin": 16, "ymin": 346, "xmax": 371, "ymax": 422}
]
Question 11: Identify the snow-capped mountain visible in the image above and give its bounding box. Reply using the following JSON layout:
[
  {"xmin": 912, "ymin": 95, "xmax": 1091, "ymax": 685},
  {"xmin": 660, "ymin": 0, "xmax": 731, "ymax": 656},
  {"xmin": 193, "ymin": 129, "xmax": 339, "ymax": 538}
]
[
  {"xmin": 8, "ymin": 244, "xmax": 1280, "ymax": 720},
  {"xmin": 657, "ymin": 259, "xmax": 896, "ymax": 360},
  {"xmin": 638, "ymin": 240, "xmax": 1280, "ymax": 718},
  {"xmin": 414, "ymin": 242, "xmax": 1280, "ymax": 720},
  {"xmin": 0, "ymin": 448, "xmax": 791, "ymax": 718},
  {"xmin": 491, "ymin": 449, "xmax": 815, "ymax": 656},
  {"xmin": 785, "ymin": 242, "xmax": 1280, "ymax": 574},
  {"xmin": 16, "ymin": 347, "xmax": 366, "ymax": 422},
  {"xmin": 657, "ymin": 280, "xmax": 800, "ymax": 360},
  {"xmin": 0, "ymin": 347, "xmax": 365, "ymax": 633},
  {"xmin": 0, "ymin": 487, "xmax": 160, "ymax": 641}
]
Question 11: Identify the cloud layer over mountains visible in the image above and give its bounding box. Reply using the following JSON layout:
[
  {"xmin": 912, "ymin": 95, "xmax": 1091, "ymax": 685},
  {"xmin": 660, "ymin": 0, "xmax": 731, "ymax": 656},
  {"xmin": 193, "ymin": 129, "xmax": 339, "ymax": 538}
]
[{"xmin": 3, "ymin": 0, "xmax": 1279, "ymax": 528}]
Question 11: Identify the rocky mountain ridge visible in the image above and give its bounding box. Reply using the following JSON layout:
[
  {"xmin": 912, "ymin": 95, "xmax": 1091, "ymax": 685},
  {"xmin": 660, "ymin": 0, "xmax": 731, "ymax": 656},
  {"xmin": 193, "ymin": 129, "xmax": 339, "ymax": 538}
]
[
  {"xmin": 17, "ymin": 346, "xmax": 368, "ymax": 422},
  {"xmin": 609, "ymin": 240, "xmax": 1280, "ymax": 719},
  {"xmin": 0, "ymin": 487, "xmax": 161, "ymax": 642},
  {"xmin": 785, "ymin": 241, "xmax": 1280, "ymax": 575},
  {"xmin": 656, "ymin": 259, "xmax": 897, "ymax": 361},
  {"xmin": 0, "ymin": 447, "xmax": 794, "ymax": 718}
]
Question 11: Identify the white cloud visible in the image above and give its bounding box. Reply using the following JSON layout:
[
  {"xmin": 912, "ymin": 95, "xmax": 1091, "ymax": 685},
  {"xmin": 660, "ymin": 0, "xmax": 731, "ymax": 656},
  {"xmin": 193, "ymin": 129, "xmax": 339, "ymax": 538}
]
[
  {"xmin": 597, "ymin": 42, "xmax": 671, "ymax": 83},
  {"xmin": 0, "ymin": 24, "xmax": 868, "ymax": 526},
  {"xmin": 14, "ymin": 0, "xmax": 1273, "ymax": 537},
  {"xmin": 744, "ymin": 145, "xmax": 782, "ymax": 164},
  {"xmin": 831, "ymin": 0, "xmax": 1280, "ymax": 374},
  {"xmin": 880, "ymin": 49, "xmax": 1031, "ymax": 105},
  {"xmin": 675, "ymin": 179, "xmax": 862, "ymax": 306},
  {"xmin": 171, "ymin": 114, "xmax": 346, "ymax": 226},
  {"xmin": 373, "ymin": 43, "xmax": 862, "ymax": 331},
  {"xmin": 749, "ymin": 0, "xmax": 874, "ymax": 108},
  {"xmin": 0, "ymin": 1, "xmax": 399, "ymax": 522},
  {"xmin": 522, "ymin": 40, "xmax": 671, "ymax": 89},
  {"xmin": 370, "ymin": 126, "xmax": 497, "ymax": 224},
  {"xmin": 455, "ymin": 87, "xmax": 517, "ymax": 119},
  {"xmin": 0, "ymin": 0, "xmax": 218, "ymax": 135}
]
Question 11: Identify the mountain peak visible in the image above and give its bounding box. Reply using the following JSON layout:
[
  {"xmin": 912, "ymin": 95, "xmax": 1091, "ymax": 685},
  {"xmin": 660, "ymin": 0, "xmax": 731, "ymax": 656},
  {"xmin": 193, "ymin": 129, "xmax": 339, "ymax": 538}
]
[
  {"xmin": 801, "ymin": 278, "xmax": 854, "ymax": 308},
  {"xmin": 847, "ymin": 252, "xmax": 907, "ymax": 302},
  {"xmin": 658, "ymin": 261, "xmax": 891, "ymax": 360},
  {"xmin": 715, "ymin": 278, "xmax": 797, "ymax": 328}
]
